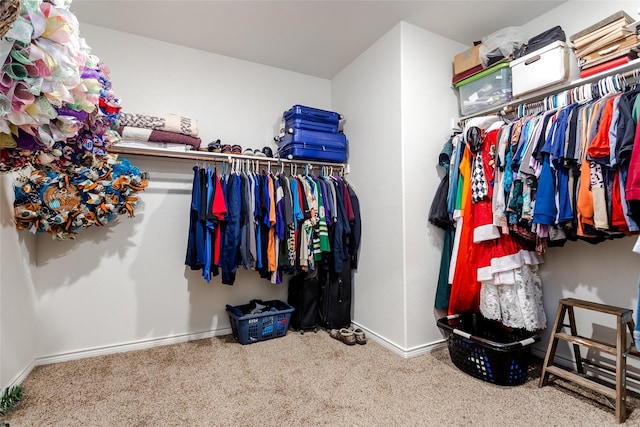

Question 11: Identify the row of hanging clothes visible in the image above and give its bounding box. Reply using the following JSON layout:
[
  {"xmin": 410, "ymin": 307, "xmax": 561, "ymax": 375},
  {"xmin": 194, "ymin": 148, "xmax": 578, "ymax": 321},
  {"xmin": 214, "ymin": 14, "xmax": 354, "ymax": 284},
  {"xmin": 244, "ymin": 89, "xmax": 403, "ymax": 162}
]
[
  {"xmin": 429, "ymin": 70, "xmax": 640, "ymax": 332},
  {"xmin": 185, "ymin": 159, "xmax": 361, "ymax": 285}
]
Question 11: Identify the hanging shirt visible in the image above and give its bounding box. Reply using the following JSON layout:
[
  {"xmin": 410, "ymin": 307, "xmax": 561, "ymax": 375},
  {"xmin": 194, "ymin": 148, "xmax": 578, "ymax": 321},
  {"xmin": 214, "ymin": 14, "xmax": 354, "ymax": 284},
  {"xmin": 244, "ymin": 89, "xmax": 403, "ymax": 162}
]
[
  {"xmin": 185, "ymin": 166, "xmax": 205, "ymax": 270},
  {"xmin": 221, "ymin": 173, "xmax": 242, "ymax": 285},
  {"xmin": 270, "ymin": 178, "xmax": 284, "ymax": 284},
  {"xmin": 267, "ymin": 174, "xmax": 277, "ymax": 273},
  {"xmin": 203, "ymin": 168, "xmax": 215, "ymax": 282},
  {"xmin": 212, "ymin": 171, "xmax": 227, "ymax": 267},
  {"xmin": 253, "ymin": 173, "xmax": 263, "ymax": 269},
  {"xmin": 316, "ymin": 179, "xmax": 330, "ymax": 254}
]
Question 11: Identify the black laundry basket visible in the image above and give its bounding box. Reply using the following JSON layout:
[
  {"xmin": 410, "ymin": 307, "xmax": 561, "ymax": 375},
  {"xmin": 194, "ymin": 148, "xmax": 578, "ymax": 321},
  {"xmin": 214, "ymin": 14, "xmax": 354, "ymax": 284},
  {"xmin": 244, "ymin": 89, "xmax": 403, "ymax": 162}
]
[{"xmin": 437, "ymin": 313, "xmax": 540, "ymax": 386}]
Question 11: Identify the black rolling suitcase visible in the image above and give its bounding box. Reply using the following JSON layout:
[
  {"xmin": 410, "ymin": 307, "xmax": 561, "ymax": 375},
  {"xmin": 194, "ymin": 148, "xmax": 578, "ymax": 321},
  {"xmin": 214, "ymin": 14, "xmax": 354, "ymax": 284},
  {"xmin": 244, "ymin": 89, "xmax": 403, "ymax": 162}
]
[
  {"xmin": 287, "ymin": 272, "xmax": 320, "ymax": 334},
  {"xmin": 318, "ymin": 261, "xmax": 352, "ymax": 330}
]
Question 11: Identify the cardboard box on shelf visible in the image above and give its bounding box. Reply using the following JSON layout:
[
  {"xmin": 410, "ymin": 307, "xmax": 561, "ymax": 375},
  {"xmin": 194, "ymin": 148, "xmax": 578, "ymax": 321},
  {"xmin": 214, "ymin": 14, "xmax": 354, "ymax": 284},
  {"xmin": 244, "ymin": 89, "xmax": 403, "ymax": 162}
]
[{"xmin": 453, "ymin": 43, "xmax": 482, "ymax": 75}]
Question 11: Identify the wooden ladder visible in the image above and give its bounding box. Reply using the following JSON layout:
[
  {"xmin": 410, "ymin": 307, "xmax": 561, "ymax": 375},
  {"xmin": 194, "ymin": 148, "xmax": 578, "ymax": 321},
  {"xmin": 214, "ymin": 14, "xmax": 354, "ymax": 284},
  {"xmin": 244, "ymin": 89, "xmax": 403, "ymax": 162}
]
[{"xmin": 539, "ymin": 298, "xmax": 640, "ymax": 424}]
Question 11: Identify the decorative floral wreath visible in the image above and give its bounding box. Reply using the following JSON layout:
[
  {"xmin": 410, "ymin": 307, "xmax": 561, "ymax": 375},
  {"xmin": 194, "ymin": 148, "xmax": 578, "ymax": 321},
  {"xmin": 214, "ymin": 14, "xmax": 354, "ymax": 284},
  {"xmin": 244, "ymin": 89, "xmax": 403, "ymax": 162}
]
[{"xmin": 14, "ymin": 153, "xmax": 148, "ymax": 240}]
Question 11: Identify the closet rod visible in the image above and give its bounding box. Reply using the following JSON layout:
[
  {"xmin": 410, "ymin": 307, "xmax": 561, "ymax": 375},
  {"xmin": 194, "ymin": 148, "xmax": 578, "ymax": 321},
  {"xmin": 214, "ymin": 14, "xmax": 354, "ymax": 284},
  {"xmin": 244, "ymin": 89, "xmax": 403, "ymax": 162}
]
[{"xmin": 108, "ymin": 145, "xmax": 348, "ymax": 170}]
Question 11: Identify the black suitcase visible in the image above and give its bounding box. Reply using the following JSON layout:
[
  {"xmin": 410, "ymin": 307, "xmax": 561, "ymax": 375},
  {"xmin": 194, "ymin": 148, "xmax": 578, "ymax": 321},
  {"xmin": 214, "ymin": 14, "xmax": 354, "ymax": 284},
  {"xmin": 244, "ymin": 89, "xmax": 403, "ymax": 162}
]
[
  {"xmin": 287, "ymin": 273, "xmax": 320, "ymax": 334},
  {"xmin": 318, "ymin": 261, "xmax": 352, "ymax": 330}
]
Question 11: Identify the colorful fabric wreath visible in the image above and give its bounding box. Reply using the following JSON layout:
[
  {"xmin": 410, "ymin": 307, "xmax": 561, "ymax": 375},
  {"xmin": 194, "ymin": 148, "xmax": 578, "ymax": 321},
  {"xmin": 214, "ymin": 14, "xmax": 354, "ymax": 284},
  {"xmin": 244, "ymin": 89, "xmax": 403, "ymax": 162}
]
[
  {"xmin": 14, "ymin": 153, "xmax": 148, "ymax": 240},
  {"xmin": 2, "ymin": 0, "xmax": 150, "ymax": 239},
  {"xmin": 0, "ymin": 0, "xmax": 121, "ymax": 172}
]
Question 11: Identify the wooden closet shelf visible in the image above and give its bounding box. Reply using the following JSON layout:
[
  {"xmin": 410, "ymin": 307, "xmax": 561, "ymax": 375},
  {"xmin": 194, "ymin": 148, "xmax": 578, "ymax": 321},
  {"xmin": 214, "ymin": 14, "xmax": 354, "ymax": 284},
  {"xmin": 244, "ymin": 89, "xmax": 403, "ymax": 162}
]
[{"xmin": 108, "ymin": 146, "xmax": 349, "ymax": 169}]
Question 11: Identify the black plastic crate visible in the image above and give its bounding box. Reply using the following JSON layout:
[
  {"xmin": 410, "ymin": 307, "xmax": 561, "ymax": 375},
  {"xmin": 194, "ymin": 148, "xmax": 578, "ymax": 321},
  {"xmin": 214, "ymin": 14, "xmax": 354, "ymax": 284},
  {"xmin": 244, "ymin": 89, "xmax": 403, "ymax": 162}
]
[{"xmin": 437, "ymin": 313, "xmax": 540, "ymax": 386}]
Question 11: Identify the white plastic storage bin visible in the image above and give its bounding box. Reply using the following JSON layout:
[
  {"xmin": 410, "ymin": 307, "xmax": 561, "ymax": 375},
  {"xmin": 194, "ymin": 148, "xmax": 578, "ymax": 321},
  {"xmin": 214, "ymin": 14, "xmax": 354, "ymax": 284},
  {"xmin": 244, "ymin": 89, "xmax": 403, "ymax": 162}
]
[
  {"xmin": 455, "ymin": 62, "xmax": 512, "ymax": 116},
  {"xmin": 510, "ymin": 41, "xmax": 580, "ymax": 98}
]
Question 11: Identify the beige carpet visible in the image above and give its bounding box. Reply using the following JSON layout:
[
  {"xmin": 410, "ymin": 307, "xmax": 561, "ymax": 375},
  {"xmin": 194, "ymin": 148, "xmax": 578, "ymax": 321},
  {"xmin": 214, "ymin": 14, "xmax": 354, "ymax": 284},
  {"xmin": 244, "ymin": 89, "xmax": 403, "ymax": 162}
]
[{"xmin": 2, "ymin": 330, "xmax": 639, "ymax": 426}]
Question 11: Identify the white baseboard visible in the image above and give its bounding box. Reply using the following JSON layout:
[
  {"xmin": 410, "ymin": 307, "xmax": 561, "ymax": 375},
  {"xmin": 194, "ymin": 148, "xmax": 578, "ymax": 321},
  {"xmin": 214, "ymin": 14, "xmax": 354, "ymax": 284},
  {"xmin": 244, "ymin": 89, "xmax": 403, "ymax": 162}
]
[
  {"xmin": 36, "ymin": 328, "xmax": 233, "ymax": 366},
  {"xmin": 8, "ymin": 325, "xmax": 446, "ymax": 389},
  {"xmin": 6, "ymin": 328, "xmax": 232, "ymax": 389},
  {"xmin": 351, "ymin": 322, "xmax": 447, "ymax": 358},
  {"xmin": 8, "ymin": 359, "xmax": 37, "ymax": 389}
]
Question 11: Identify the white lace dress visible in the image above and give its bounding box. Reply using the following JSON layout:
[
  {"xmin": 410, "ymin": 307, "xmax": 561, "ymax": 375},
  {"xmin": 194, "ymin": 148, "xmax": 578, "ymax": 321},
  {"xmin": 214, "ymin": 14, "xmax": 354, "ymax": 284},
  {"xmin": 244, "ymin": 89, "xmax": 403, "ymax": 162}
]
[{"xmin": 479, "ymin": 263, "xmax": 546, "ymax": 331}]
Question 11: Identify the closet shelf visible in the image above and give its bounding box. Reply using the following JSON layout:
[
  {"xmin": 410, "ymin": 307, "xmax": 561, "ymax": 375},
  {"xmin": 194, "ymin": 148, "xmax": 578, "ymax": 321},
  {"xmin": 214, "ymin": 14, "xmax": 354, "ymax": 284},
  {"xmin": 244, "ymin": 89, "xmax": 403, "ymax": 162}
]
[
  {"xmin": 457, "ymin": 57, "xmax": 640, "ymax": 121},
  {"xmin": 108, "ymin": 145, "xmax": 349, "ymax": 170}
]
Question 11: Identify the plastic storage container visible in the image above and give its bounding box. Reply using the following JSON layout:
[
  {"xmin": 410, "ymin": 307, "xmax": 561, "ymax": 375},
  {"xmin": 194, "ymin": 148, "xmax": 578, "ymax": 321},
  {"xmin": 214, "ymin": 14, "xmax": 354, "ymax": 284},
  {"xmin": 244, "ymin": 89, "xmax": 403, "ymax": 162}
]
[
  {"xmin": 226, "ymin": 300, "xmax": 294, "ymax": 345},
  {"xmin": 510, "ymin": 41, "xmax": 580, "ymax": 98},
  {"xmin": 437, "ymin": 313, "xmax": 540, "ymax": 386},
  {"xmin": 455, "ymin": 62, "xmax": 512, "ymax": 116}
]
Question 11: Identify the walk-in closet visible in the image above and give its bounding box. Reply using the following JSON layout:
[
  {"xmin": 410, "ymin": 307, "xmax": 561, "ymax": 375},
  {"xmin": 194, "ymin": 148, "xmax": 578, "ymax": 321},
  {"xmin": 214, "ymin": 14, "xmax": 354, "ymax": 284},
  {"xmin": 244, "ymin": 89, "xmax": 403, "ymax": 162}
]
[{"xmin": 3, "ymin": 1, "xmax": 640, "ymax": 425}]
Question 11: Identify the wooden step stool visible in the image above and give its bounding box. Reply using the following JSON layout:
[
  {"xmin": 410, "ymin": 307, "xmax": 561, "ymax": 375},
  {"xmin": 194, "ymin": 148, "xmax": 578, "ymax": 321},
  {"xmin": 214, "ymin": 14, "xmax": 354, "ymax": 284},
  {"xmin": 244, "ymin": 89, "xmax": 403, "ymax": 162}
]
[{"xmin": 539, "ymin": 298, "xmax": 640, "ymax": 424}]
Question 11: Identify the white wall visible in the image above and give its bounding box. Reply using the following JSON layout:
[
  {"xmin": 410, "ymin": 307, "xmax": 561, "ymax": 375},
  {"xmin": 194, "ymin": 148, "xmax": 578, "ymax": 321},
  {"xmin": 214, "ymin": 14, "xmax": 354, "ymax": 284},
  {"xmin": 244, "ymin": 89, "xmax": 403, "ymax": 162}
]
[
  {"xmin": 332, "ymin": 22, "xmax": 466, "ymax": 352},
  {"xmin": 31, "ymin": 24, "xmax": 332, "ymax": 359},
  {"xmin": 0, "ymin": 174, "xmax": 37, "ymax": 389},
  {"xmin": 399, "ymin": 23, "xmax": 468, "ymax": 350},
  {"xmin": 519, "ymin": 1, "xmax": 640, "ymax": 365},
  {"xmin": 331, "ymin": 24, "xmax": 405, "ymax": 348}
]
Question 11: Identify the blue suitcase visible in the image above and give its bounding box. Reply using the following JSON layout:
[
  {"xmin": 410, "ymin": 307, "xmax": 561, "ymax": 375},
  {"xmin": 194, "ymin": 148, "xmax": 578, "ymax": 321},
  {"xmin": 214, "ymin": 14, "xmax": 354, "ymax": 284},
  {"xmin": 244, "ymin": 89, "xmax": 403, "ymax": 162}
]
[
  {"xmin": 284, "ymin": 117, "xmax": 339, "ymax": 134},
  {"xmin": 278, "ymin": 128, "xmax": 347, "ymax": 163},
  {"xmin": 283, "ymin": 105, "xmax": 341, "ymax": 134},
  {"xmin": 284, "ymin": 105, "xmax": 340, "ymax": 125}
]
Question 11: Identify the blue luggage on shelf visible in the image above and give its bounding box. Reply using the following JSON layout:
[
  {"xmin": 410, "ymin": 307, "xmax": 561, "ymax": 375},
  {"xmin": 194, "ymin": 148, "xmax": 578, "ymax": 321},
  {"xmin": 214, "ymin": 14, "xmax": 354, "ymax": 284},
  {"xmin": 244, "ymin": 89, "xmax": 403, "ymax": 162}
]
[
  {"xmin": 284, "ymin": 117, "xmax": 339, "ymax": 134},
  {"xmin": 284, "ymin": 105, "xmax": 340, "ymax": 125},
  {"xmin": 282, "ymin": 104, "xmax": 341, "ymax": 134},
  {"xmin": 278, "ymin": 128, "xmax": 347, "ymax": 163}
]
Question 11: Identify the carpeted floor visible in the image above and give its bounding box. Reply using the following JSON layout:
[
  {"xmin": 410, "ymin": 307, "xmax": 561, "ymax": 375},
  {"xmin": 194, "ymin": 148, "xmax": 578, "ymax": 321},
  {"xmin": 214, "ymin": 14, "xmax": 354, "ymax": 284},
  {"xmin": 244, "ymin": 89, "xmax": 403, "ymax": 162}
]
[{"xmin": 2, "ymin": 330, "xmax": 639, "ymax": 426}]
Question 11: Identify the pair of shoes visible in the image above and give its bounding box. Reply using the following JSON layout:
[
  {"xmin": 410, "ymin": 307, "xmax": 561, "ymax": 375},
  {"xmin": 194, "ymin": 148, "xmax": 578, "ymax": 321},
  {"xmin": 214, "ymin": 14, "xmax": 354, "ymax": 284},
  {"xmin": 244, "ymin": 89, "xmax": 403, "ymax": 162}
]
[
  {"xmin": 329, "ymin": 328, "xmax": 356, "ymax": 345},
  {"xmin": 220, "ymin": 144, "xmax": 242, "ymax": 154},
  {"xmin": 262, "ymin": 146, "xmax": 273, "ymax": 158},
  {"xmin": 353, "ymin": 328, "xmax": 367, "ymax": 345},
  {"xmin": 243, "ymin": 148, "xmax": 255, "ymax": 156},
  {"xmin": 345, "ymin": 325, "xmax": 367, "ymax": 345},
  {"xmin": 252, "ymin": 147, "xmax": 274, "ymax": 158},
  {"xmin": 200, "ymin": 139, "xmax": 221, "ymax": 152}
]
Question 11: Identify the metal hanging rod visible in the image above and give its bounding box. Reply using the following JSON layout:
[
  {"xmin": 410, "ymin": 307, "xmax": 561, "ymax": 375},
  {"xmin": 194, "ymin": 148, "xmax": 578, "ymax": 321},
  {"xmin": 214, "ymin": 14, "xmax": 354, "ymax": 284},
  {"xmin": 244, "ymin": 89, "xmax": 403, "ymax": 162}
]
[{"xmin": 108, "ymin": 145, "xmax": 348, "ymax": 170}]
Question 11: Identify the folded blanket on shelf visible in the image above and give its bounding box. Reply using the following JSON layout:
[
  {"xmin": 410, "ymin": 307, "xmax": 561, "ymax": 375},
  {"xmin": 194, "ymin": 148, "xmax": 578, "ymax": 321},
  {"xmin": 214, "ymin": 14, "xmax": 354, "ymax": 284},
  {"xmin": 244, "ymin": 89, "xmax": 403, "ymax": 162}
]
[
  {"xmin": 118, "ymin": 126, "xmax": 202, "ymax": 150},
  {"xmin": 113, "ymin": 140, "xmax": 195, "ymax": 152},
  {"xmin": 119, "ymin": 112, "xmax": 199, "ymax": 137}
]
